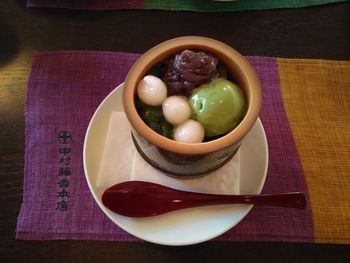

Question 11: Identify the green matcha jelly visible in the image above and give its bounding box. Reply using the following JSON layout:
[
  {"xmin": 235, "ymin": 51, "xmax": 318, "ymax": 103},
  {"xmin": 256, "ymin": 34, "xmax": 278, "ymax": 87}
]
[{"xmin": 135, "ymin": 98, "xmax": 173, "ymax": 139}]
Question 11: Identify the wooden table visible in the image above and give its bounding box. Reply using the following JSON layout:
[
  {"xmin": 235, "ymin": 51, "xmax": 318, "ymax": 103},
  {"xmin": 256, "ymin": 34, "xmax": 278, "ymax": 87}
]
[{"xmin": 1, "ymin": 1, "xmax": 349, "ymax": 262}]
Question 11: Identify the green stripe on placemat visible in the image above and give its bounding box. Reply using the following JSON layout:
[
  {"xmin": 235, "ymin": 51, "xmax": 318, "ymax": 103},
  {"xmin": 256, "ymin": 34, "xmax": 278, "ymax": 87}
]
[{"xmin": 144, "ymin": 0, "xmax": 347, "ymax": 12}]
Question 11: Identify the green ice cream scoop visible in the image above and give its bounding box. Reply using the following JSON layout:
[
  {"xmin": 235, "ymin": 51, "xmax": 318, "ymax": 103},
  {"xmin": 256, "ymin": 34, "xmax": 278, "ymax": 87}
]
[{"xmin": 190, "ymin": 78, "xmax": 247, "ymax": 137}]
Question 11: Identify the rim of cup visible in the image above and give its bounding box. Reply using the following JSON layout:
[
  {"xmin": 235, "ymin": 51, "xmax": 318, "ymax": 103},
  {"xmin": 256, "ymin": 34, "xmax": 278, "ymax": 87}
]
[{"xmin": 123, "ymin": 36, "xmax": 262, "ymax": 155}]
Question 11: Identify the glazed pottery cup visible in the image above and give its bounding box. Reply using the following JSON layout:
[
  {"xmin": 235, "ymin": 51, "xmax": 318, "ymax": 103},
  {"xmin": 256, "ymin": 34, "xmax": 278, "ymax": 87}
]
[{"xmin": 123, "ymin": 36, "xmax": 262, "ymax": 176}]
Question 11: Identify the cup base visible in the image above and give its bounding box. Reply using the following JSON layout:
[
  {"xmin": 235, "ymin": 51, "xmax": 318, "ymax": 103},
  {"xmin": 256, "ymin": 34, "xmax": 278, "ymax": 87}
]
[{"xmin": 132, "ymin": 133, "xmax": 239, "ymax": 178}]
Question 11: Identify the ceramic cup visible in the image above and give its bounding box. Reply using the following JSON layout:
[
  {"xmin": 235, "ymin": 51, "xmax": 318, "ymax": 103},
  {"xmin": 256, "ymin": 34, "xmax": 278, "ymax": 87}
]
[{"xmin": 123, "ymin": 36, "xmax": 262, "ymax": 176}]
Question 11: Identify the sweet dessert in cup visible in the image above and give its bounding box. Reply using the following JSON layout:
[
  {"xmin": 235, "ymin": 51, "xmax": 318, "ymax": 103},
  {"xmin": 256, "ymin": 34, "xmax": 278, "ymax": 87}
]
[{"xmin": 123, "ymin": 36, "xmax": 262, "ymax": 176}]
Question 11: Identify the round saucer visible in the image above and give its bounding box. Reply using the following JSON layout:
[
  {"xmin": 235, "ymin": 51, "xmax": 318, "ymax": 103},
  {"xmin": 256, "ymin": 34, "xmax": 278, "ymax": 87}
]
[{"xmin": 83, "ymin": 83, "xmax": 268, "ymax": 246}]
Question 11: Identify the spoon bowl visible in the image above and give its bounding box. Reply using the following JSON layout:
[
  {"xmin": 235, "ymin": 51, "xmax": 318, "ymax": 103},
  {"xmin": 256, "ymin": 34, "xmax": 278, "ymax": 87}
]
[{"xmin": 102, "ymin": 181, "xmax": 306, "ymax": 218}]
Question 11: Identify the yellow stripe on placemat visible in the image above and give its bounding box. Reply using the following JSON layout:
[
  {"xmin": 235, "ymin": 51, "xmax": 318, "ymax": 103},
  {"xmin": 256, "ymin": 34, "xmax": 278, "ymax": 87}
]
[{"xmin": 277, "ymin": 58, "xmax": 350, "ymax": 244}]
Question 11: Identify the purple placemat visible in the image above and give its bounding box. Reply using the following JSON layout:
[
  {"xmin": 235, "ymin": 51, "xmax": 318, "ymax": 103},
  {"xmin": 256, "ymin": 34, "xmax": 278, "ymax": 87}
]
[{"xmin": 16, "ymin": 51, "xmax": 313, "ymax": 242}]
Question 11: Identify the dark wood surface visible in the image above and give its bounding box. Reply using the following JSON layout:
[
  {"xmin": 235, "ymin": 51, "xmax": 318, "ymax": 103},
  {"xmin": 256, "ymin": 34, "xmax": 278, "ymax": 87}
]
[{"xmin": 1, "ymin": 1, "xmax": 350, "ymax": 262}]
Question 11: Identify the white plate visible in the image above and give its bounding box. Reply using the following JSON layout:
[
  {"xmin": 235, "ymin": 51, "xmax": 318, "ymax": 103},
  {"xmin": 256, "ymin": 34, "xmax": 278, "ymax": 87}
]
[{"xmin": 83, "ymin": 83, "xmax": 269, "ymax": 246}]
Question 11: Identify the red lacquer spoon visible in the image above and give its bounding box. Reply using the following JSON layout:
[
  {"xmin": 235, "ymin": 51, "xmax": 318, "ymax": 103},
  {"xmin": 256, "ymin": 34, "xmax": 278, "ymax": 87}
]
[{"xmin": 102, "ymin": 181, "xmax": 306, "ymax": 217}]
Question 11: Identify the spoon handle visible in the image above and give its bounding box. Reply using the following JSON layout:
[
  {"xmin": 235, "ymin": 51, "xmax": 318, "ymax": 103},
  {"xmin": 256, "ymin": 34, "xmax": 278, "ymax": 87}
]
[
  {"xmin": 223, "ymin": 192, "xmax": 306, "ymax": 209},
  {"xmin": 175, "ymin": 191, "xmax": 306, "ymax": 209}
]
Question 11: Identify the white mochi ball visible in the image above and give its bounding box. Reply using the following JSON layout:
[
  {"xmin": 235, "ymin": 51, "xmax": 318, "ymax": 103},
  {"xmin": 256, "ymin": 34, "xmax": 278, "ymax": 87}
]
[
  {"xmin": 162, "ymin": 96, "xmax": 192, "ymax": 126},
  {"xmin": 174, "ymin": 120, "xmax": 205, "ymax": 143},
  {"xmin": 137, "ymin": 75, "xmax": 167, "ymax": 106}
]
